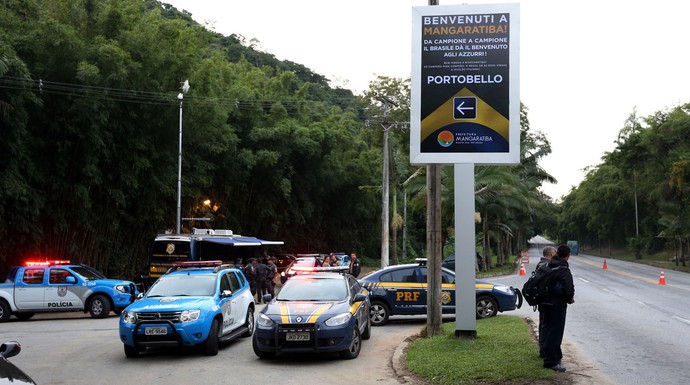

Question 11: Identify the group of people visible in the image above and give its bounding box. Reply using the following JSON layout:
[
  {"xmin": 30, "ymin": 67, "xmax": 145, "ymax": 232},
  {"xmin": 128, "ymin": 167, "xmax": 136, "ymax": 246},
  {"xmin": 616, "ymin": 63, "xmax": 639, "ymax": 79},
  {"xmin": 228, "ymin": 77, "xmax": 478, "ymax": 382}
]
[
  {"xmin": 536, "ymin": 244, "xmax": 575, "ymax": 373},
  {"xmin": 237, "ymin": 256, "xmax": 278, "ymax": 303},
  {"xmin": 237, "ymin": 252, "xmax": 362, "ymax": 303}
]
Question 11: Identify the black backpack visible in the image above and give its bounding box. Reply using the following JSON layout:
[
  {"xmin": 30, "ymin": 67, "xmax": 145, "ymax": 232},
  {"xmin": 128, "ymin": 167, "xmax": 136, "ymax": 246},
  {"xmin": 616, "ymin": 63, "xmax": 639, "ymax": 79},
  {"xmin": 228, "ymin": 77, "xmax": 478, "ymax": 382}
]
[{"xmin": 522, "ymin": 265, "xmax": 563, "ymax": 307}]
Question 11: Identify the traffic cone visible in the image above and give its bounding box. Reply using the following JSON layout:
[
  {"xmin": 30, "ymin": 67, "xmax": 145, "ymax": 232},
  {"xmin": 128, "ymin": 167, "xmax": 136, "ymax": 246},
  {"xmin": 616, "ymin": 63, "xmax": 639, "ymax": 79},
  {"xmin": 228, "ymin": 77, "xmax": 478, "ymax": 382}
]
[
  {"xmin": 519, "ymin": 262, "xmax": 526, "ymax": 276},
  {"xmin": 659, "ymin": 269, "xmax": 666, "ymax": 285},
  {"xmin": 602, "ymin": 259, "xmax": 608, "ymax": 270}
]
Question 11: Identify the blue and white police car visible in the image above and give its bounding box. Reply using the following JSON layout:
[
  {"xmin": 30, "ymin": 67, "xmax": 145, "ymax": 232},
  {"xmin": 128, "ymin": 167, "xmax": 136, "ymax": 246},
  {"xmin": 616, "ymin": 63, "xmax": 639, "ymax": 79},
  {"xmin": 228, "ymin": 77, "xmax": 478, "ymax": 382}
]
[
  {"xmin": 359, "ymin": 259, "xmax": 522, "ymax": 326},
  {"xmin": 0, "ymin": 260, "xmax": 138, "ymax": 321},
  {"xmin": 253, "ymin": 266, "xmax": 371, "ymax": 359},
  {"xmin": 119, "ymin": 261, "xmax": 255, "ymax": 357}
]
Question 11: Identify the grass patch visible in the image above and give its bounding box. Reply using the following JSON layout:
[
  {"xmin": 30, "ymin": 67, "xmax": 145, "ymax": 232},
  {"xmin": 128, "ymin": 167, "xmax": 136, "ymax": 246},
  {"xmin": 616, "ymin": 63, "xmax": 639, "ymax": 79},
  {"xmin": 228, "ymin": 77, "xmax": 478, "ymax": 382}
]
[{"xmin": 406, "ymin": 316, "xmax": 554, "ymax": 385}]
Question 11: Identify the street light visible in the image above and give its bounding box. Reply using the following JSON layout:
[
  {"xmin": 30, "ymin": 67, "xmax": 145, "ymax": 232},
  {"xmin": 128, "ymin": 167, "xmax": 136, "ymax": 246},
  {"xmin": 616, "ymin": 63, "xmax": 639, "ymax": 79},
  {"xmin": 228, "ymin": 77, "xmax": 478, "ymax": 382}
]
[{"xmin": 176, "ymin": 80, "xmax": 189, "ymax": 234}]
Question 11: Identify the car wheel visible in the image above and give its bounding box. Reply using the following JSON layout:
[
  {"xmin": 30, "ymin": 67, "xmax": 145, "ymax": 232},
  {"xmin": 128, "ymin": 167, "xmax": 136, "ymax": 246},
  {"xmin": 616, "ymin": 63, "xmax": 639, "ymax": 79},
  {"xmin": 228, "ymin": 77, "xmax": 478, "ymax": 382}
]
[
  {"xmin": 476, "ymin": 295, "xmax": 498, "ymax": 319},
  {"xmin": 0, "ymin": 300, "xmax": 11, "ymax": 322},
  {"xmin": 88, "ymin": 294, "xmax": 111, "ymax": 318},
  {"xmin": 124, "ymin": 344, "xmax": 141, "ymax": 358},
  {"xmin": 339, "ymin": 325, "xmax": 362, "ymax": 359},
  {"xmin": 252, "ymin": 334, "xmax": 275, "ymax": 359},
  {"xmin": 370, "ymin": 301, "xmax": 390, "ymax": 326},
  {"xmin": 16, "ymin": 312, "xmax": 35, "ymax": 321},
  {"xmin": 203, "ymin": 318, "xmax": 220, "ymax": 356},
  {"xmin": 241, "ymin": 307, "xmax": 255, "ymax": 337},
  {"xmin": 361, "ymin": 317, "xmax": 371, "ymax": 340}
]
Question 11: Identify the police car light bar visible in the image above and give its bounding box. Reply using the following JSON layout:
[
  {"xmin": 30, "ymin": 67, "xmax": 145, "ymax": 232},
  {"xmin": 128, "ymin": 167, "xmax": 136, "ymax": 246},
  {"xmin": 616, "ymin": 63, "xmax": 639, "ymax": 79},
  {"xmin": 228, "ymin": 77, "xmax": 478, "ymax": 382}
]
[
  {"xmin": 291, "ymin": 266, "xmax": 349, "ymax": 273},
  {"xmin": 25, "ymin": 260, "xmax": 72, "ymax": 266},
  {"xmin": 172, "ymin": 260, "xmax": 223, "ymax": 267}
]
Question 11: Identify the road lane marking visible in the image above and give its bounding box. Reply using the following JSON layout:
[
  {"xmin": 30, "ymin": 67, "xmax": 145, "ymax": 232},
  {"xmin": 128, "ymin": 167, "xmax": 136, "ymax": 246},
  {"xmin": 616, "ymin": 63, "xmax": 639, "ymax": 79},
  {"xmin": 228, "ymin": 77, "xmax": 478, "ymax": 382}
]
[
  {"xmin": 636, "ymin": 300, "xmax": 646, "ymax": 306},
  {"xmin": 577, "ymin": 277, "xmax": 589, "ymax": 283},
  {"xmin": 575, "ymin": 257, "xmax": 659, "ymax": 284},
  {"xmin": 672, "ymin": 316, "xmax": 690, "ymax": 325}
]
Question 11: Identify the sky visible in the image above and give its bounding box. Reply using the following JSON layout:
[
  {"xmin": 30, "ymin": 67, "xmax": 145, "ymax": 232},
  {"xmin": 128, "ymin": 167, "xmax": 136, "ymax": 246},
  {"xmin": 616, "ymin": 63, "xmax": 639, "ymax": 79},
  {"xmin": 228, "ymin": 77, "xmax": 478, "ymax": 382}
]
[{"xmin": 162, "ymin": 0, "xmax": 690, "ymax": 200}]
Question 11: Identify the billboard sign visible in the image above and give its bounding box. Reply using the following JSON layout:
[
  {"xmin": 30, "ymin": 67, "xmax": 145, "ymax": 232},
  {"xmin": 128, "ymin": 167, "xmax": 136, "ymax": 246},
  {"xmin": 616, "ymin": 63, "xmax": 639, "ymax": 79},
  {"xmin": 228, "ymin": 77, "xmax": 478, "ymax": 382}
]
[{"xmin": 410, "ymin": 3, "xmax": 520, "ymax": 165}]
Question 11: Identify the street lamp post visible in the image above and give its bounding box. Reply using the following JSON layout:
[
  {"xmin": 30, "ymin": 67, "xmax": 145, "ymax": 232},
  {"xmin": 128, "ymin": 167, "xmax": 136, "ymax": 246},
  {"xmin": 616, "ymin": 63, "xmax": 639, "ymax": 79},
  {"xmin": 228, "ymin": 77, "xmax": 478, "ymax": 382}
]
[{"xmin": 176, "ymin": 80, "xmax": 189, "ymax": 234}]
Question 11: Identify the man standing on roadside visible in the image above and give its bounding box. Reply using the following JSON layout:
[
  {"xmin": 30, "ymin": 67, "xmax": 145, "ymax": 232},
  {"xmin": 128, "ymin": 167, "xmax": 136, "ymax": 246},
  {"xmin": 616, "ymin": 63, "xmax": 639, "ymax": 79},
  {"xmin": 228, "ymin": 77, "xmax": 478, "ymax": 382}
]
[
  {"xmin": 349, "ymin": 252, "xmax": 361, "ymax": 278},
  {"xmin": 540, "ymin": 244, "xmax": 575, "ymax": 372},
  {"xmin": 537, "ymin": 246, "xmax": 557, "ymax": 359}
]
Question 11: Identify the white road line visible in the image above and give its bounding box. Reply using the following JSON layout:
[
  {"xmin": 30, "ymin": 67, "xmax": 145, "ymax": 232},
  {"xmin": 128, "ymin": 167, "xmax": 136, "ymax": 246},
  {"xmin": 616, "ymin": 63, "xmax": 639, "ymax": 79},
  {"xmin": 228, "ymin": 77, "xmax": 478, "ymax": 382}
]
[
  {"xmin": 636, "ymin": 300, "xmax": 646, "ymax": 306},
  {"xmin": 577, "ymin": 277, "xmax": 589, "ymax": 283},
  {"xmin": 672, "ymin": 315, "xmax": 690, "ymax": 325}
]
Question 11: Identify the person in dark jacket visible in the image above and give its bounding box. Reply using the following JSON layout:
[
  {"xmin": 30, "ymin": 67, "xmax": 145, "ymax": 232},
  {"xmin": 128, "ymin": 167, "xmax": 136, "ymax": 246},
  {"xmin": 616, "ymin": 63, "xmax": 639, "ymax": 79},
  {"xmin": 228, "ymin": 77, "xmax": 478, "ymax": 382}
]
[
  {"xmin": 537, "ymin": 245, "xmax": 557, "ymax": 358},
  {"xmin": 349, "ymin": 252, "xmax": 361, "ymax": 278},
  {"xmin": 539, "ymin": 244, "xmax": 575, "ymax": 372},
  {"xmin": 244, "ymin": 258, "xmax": 258, "ymax": 300},
  {"xmin": 255, "ymin": 258, "xmax": 268, "ymax": 303},
  {"xmin": 264, "ymin": 257, "xmax": 277, "ymax": 299}
]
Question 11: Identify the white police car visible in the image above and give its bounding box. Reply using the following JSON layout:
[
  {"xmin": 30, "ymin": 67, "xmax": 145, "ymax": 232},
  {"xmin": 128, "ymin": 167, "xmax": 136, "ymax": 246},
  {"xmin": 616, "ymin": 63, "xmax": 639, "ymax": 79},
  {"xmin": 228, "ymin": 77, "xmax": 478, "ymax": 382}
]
[{"xmin": 119, "ymin": 261, "xmax": 255, "ymax": 357}]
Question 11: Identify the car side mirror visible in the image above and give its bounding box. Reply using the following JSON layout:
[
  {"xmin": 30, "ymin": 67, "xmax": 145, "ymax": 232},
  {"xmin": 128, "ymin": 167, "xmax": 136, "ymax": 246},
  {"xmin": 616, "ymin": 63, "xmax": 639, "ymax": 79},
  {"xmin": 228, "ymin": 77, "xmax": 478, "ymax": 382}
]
[
  {"xmin": 354, "ymin": 293, "xmax": 367, "ymax": 303},
  {"xmin": 0, "ymin": 341, "xmax": 21, "ymax": 359},
  {"xmin": 65, "ymin": 276, "xmax": 77, "ymax": 284},
  {"xmin": 221, "ymin": 290, "xmax": 233, "ymax": 298}
]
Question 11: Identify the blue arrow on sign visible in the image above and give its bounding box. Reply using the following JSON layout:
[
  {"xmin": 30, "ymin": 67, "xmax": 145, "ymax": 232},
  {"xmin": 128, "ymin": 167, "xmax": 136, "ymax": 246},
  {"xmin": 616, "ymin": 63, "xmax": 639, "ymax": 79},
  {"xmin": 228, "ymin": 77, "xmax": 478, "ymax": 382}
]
[{"xmin": 453, "ymin": 97, "xmax": 477, "ymax": 120}]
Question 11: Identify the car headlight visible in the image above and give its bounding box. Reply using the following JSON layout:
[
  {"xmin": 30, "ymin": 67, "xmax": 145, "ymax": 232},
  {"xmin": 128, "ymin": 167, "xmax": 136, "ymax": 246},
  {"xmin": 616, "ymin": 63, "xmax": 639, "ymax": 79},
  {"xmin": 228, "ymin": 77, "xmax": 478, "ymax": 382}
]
[
  {"xmin": 115, "ymin": 285, "xmax": 127, "ymax": 293},
  {"xmin": 493, "ymin": 285, "xmax": 514, "ymax": 295},
  {"xmin": 256, "ymin": 313, "xmax": 274, "ymax": 328},
  {"xmin": 325, "ymin": 312, "xmax": 351, "ymax": 327},
  {"xmin": 123, "ymin": 311, "xmax": 137, "ymax": 324},
  {"xmin": 180, "ymin": 309, "xmax": 201, "ymax": 323}
]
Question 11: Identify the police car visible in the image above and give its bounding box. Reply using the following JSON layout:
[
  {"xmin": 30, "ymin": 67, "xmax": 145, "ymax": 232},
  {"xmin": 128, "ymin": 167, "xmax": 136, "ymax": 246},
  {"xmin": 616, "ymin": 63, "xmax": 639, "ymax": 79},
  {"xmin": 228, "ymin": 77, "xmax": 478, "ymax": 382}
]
[
  {"xmin": 253, "ymin": 266, "xmax": 371, "ymax": 359},
  {"xmin": 119, "ymin": 261, "xmax": 255, "ymax": 357},
  {"xmin": 359, "ymin": 260, "xmax": 522, "ymax": 326},
  {"xmin": 0, "ymin": 260, "xmax": 138, "ymax": 321}
]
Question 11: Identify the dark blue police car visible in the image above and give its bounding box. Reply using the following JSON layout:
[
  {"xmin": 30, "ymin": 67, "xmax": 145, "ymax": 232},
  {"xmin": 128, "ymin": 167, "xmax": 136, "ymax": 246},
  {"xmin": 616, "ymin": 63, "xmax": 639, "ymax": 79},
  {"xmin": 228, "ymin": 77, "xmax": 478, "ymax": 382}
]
[
  {"xmin": 359, "ymin": 260, "xmax": 522, "ymax": 326},
  {"xmin": 253, "ymin": 266, "xmax": 371, "ymax": 359}
]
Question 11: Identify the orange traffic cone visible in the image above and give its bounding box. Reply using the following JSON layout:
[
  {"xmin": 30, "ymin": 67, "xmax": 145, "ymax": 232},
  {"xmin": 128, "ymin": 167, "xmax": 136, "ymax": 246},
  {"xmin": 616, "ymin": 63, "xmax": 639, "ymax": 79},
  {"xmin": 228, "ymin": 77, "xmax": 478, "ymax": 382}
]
[
  {"xmin": 659, "ymin": 269, "xmax": 666, "ymax": 285},
  {"xmin": 519, "ymin": 262, "xmax": 526, "ymax": 276},
  {"xmin": 602, "ymin": 259, "xmax": 608, "ymax": 270}
]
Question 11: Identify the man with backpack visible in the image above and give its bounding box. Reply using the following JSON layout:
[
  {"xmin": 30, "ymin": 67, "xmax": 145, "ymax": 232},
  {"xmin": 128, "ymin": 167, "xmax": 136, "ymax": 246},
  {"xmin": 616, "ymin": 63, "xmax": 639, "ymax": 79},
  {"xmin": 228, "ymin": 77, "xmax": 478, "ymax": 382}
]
[
  {"xmin": 536, "ymin": 246, "xmax": 557, "ymax": 359},
  {"xmin": 539, "ymin": 244, "xmax": 575, "ymax": 372}
]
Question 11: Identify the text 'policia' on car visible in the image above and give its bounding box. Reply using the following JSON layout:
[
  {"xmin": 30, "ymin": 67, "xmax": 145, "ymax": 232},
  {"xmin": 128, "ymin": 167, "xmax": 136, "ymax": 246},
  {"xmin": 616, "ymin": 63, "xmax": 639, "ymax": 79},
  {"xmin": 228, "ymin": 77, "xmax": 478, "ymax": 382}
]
[
  {"xmin": 0, "ymin": 260, "xmax": 138, "ymax": 322},
  {"xmin": 358, "ymin": 259, "xmax": 522, "ymax": 326},
  {"xmin": 253, "ymin": 266, "xmax": 371, "ymax": 359},
  {"xmin": 119, "ymin": 260, "xmax": 255, "ymax": 357}
]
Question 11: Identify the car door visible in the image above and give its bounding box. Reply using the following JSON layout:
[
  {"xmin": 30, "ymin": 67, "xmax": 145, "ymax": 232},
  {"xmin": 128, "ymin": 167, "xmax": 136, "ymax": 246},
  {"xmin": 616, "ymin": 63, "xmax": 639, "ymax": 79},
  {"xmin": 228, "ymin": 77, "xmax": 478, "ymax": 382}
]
[
  {"xmin": 418, "ymin": 267, "xmax": 456, "ymax": 314},
  {"xmin": 348, "ymin": 276, "xmax": 368, "ymax": 326},
  {"xmin": 218, "ymin": 273, "xmax": 235, "ymax": 334},
  {"xmin": 380, "ymin": 267, "xmax": 426, "ymax": 315},
  {"xmin": 226, "ymin": 271, "xmax": 247, "ymax": 331},
  {"xmin": 43, "ymin": 268, "xmax": 83, "ymax": 310},
  {"xmin": 14, "ymin": 268, "xmax": 45, "ymax": 309}
]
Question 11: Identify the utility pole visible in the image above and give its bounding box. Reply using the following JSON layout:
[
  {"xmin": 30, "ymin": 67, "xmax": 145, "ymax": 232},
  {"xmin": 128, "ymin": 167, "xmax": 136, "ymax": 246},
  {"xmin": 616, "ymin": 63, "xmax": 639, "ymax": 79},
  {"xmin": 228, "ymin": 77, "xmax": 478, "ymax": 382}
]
[
  {"xmin": 426, "ymin": 0, "xmax": 443, "ymax": 338},
  {"xmin": 374, "ymin": 95, "xmax": 398, "ymax": 268}
]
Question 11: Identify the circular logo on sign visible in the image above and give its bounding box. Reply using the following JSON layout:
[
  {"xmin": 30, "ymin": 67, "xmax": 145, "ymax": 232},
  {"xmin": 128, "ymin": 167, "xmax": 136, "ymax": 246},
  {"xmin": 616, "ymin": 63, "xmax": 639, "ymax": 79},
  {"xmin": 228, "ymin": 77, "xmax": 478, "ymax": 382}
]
[{"xmin": 437, "ymin": 130, "xmax": 454, "ymax": 147}]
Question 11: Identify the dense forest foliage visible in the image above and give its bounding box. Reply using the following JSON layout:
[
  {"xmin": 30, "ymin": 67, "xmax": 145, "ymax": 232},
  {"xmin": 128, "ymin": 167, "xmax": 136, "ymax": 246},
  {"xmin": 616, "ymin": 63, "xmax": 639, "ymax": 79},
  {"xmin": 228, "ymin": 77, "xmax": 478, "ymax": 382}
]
[
  {"xmin": 1, "ymin": 0, "xmax": 567, "ymax": 278},
  {"xmin": 553, "ymin": 105, "xmax": 690, "ymax": 266}
]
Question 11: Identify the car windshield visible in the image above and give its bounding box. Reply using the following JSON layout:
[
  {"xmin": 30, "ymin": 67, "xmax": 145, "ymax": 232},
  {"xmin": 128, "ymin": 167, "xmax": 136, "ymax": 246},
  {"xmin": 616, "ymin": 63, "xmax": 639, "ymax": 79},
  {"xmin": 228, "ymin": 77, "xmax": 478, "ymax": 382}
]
[
  {"xmin": 277, "ymin": 277, "xmax": 348, "ymax": 301},
  {"xmin": 146, "ymin": 274, "xmax": 217, "ymax": 297},
  {"xmin": 70, "ymin": 266, "xmax": 106, "ymax": 280}
]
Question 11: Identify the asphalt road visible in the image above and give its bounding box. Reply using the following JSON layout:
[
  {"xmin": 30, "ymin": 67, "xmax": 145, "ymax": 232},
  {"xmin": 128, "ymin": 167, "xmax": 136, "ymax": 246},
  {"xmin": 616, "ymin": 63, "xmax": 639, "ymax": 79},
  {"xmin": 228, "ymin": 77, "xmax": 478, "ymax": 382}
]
[
  {"xmin": 497, "ymin": 246, "xmax": 690, "ymax": 385},
  {"xmin": 0, "ymin": 307, "xmax": 427, "ymax": 385}
]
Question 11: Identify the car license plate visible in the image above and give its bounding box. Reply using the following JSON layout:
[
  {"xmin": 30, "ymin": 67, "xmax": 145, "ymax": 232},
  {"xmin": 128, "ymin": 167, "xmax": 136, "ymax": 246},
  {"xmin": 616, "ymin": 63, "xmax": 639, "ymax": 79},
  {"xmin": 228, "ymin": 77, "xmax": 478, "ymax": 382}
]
[
  {"xmin": 286, "ymin": 332, "xmax": 310, "ymax": 341},
  {"xmin": 144, "ymin": 327, "xmax": 167, "ymax": 335}
]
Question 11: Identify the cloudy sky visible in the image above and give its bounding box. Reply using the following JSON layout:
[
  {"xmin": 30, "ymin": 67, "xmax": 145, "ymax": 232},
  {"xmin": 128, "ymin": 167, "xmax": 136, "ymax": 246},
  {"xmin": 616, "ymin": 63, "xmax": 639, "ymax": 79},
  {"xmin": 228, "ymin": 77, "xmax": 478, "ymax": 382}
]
[{"xmin": 163, "ymin": 0, "xmax": 690, "ymax": 200}]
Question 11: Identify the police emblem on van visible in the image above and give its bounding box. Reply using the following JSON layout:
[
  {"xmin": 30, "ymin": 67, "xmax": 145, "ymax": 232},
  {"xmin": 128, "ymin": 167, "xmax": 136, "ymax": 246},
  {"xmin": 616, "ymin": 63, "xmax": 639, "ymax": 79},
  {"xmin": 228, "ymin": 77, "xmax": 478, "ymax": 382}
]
[
  {"xmin": 166, "ymin": 243, "xmax": 175, "ymax": 254},
  {"xmin": 58, "ymin": 287, "xmax": 67, "ymax": 297}
]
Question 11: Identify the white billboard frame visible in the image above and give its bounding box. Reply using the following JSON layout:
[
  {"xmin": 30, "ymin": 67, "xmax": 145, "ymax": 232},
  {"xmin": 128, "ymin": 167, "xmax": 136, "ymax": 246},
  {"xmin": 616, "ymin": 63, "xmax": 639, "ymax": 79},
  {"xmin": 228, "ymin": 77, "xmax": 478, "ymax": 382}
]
[{"xmin": 410, "ymin": 3, "xmax": 520, "ymax": 165}]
